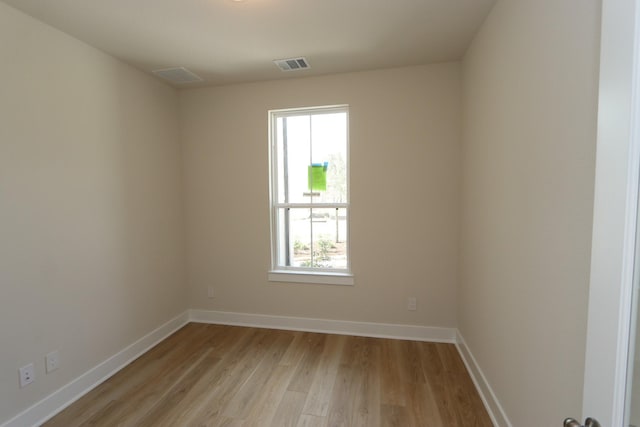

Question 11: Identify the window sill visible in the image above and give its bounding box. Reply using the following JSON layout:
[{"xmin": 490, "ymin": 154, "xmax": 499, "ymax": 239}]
[{"xmin": 268, "ymin": 270, "xmax": 354, "ymax": 286}]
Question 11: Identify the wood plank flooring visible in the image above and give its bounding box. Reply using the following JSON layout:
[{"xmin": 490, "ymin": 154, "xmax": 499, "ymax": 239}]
[{"xmin": 43, "ymin": 323, "xmax": 492, "ymax": 427}]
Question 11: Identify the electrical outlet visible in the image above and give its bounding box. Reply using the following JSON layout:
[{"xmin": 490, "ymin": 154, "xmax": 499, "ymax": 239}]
[
  {"xmin": 207, "ymin": 286, "xmax": 215, "ymax": 298},
  {"xmin": 46, "ymin": 350, "xmax": 59, "ymax": 373},
  {"xmin": 407, "ymin": 297, "xmax": 417, "ymax": 311},
  {"xmin": 19, "ymin": 363, "xmax": 35, "ymax": 387}
]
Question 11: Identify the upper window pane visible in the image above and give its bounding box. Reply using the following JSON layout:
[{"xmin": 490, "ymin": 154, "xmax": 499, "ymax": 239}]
[{"xmin": 274, "ymin": 111, "xmax": 347, "ymax": 204}]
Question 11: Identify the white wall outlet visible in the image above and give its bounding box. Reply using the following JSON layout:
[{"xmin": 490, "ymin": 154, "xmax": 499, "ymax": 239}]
[
  {"xmin": 207, "ymin": 286, "xmax": 215, "ymax": 298},
  {"xmin": 46, "ymin": 350, "xmax": 60, "ymax": 373},
  {"xmin": 407, "ymin": 297, "xmax": 417, "ymax": 311},
  {"xmin": 19, "ymin": 363, "xmax": 35, "ymax": 387}
]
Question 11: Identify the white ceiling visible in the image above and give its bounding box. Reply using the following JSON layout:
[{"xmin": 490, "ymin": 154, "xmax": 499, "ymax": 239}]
[{"xmin": 2, "ymin": 0, "xmax": 496, "ymax": 87}]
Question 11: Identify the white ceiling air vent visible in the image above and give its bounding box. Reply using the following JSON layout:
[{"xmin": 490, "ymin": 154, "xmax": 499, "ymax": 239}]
[
  {"xmin": 152, "ymin": 67, "xmax": 203, "ymax": 84},
  {"xmin": 274, "ymin": 57, "xmax": 311, "ymax": 72}
]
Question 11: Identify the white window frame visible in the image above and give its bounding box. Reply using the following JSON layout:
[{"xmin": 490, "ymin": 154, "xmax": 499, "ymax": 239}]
[{"xmin": 268, "ymin": 105, "xmax": 353, "ymax": 285}]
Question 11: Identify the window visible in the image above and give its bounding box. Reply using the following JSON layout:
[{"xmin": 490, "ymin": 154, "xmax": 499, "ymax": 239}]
[{"xmin": 268, "ymin": 105, "xmax": 352, "ymax": 285}]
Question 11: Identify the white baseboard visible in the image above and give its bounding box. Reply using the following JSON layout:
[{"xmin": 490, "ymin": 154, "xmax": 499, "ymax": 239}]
[
  {"xmin": 189, "ymin": 309, "xmax": 457, "ymax": 343},
  {"xmin": 1, "ymin": 311, "xmax": 190, "ymax": 427},
  {"xmin": 455, "ymin": 330, "xmax": 512, "ymax": 427}
]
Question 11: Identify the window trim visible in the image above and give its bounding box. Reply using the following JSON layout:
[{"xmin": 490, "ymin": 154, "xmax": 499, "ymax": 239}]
[
  {"xmin": 268, "ymin": 105, "xmax": 352, "ymax": 284},
  {"xmin": 267, "ymin": 270, "xmax": 354, "ymax": 286}
]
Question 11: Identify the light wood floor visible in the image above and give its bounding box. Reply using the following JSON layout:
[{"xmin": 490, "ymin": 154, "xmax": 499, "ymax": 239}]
[{"xmin": 43, "ymin": 323, "xmax": 492, "ymax": 427}]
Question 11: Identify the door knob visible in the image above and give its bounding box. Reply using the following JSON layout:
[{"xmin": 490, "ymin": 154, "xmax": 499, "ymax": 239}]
[{"xmin": 563, "ymin": 417, "xmax": 601, "ymax": 427}]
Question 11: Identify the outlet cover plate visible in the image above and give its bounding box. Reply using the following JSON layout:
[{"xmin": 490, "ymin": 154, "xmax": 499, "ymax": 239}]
[
  {"xmin": 19, "ymin": 363, "xmax": 35, "ymax": 387},
  {"xmin": 46, "ymin": 350, "xmax": 59, "ymax": 373}
]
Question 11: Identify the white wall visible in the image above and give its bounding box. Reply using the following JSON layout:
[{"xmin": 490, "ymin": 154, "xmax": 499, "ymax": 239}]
[
  {"xmin": 180, "ymin": 64, "xmax": 461, "ymax": 328},
  {"xmin": 0, "ymin": 3, "xmax": 187, "ymax": 422},
  {"xmin": 460, "ymin": 0, "xmax": 601, "ymax": 425}
]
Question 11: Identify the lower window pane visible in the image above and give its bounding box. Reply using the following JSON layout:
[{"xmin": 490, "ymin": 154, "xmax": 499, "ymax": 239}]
[
  {"xmin": 310, "ymin": 208, "xmax": 347, "ymax": 269},
  {"xmin": 287, "ymin": 208, "xmax": 311, "ymax": 267},
  {"xmin": 277, "ymin": 207, "xmax": 347, "ymax": 270}
]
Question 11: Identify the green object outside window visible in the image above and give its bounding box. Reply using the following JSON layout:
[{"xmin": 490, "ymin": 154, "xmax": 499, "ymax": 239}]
[{"xmin": 308, "ymin": 162, "xmax": 328, "ymax": 191}]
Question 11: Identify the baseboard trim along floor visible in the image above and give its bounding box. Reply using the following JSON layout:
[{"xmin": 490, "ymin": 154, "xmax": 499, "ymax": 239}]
[
  {"xmin": 189, "ymin": 309, "xmax": 457, "ymax": 343},
  {"xmin": 455, "ymin": 330, "xmax": 512, "ymax": 427}
]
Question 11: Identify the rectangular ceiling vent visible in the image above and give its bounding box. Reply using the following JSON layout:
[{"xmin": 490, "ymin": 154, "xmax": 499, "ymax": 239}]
[
  {"xmin": 152, "ymin": 67, "xmax": 203, "ymax": 84},
  {"xmin": 274, "ymin": 57, "xmax": 310, "ymax": 72}
]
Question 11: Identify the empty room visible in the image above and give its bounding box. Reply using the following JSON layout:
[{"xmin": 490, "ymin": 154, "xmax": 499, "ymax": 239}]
[{"xmin": 1, "ymin": 0, "xmax": 637, "ymax": 426}]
